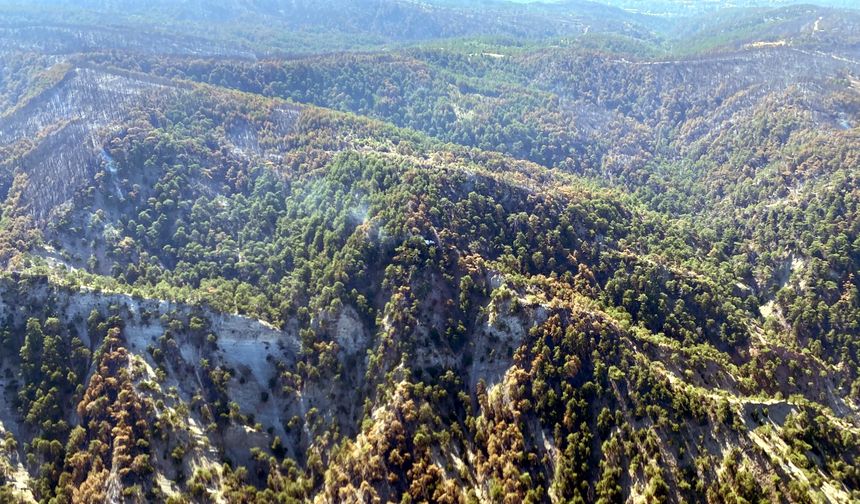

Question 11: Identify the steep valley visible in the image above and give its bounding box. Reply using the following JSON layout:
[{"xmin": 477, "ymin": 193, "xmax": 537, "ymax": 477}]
[{"xmin": 0, "ymin": 1, "xmax": 858, "ymax": 503}]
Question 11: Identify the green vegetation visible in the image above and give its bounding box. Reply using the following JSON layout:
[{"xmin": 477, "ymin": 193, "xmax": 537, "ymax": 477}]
[{"xmin": 0, "ymin": 0, "xmax": 857, "ymax": 502}]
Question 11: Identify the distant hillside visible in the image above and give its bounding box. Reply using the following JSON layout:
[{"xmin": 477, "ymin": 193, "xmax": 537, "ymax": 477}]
[
  {"xmin": 596, "ymin": 0, "xmax": 860, "ymax": 16},
  {"xmin": 0, "ymin": 0, "xmax": 660, "ymax": 54}
]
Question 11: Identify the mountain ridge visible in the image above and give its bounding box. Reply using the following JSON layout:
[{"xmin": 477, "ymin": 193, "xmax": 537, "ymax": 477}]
[{"xmin": 0, "ymin": 1, "xmax": 858, "ymax": 502}]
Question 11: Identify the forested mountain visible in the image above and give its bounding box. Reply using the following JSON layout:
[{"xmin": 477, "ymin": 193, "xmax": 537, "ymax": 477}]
[
  {"xmin": 0, "ymin": 0, "xmax": 661, "ymax": 54},
  {"xmin": 596, "ymin": 0, "xmax": 860, "ymax": 16},
  {"xmin": 0, "ymin": 1, "xmax": 858, "ymax": 503}
]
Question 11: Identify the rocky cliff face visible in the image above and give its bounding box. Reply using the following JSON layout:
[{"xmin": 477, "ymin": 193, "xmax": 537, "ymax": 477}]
[{"xmin": 0, "ymin": 280, "xmax": 306, "ymax": 491}]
